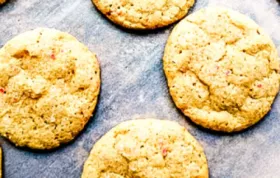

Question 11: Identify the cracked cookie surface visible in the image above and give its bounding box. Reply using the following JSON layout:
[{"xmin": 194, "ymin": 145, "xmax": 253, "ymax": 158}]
[
  {"xmin": 0, "ymin": 28, "xmax": 100, "ymax": 149},
  {"xmin": 92, "ymin": 0, "xmax": 195, "ymax": 29},
  {"xmin": 163, "ymin": 7, "xmax": 280, "ymax": 132},
  {"xmin": 82, "ymin": 119, "xmax": 208, "ymax": 178}
]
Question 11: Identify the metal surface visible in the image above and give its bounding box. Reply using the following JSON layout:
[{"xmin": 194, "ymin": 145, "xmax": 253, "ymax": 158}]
[{"xmin": 0, "ymin": 0, "xmax": 280, "ymax": 177}]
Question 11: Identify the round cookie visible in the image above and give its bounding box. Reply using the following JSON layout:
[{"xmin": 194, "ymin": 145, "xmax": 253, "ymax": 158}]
[
  {"xmin": 92, "ymin": 0, "xmax": 195, "ymax": 29},
  {"xmin": 82, "ymin": 119, "xmax": 209, "ymax": 178},
  {"xmin": 0, "ymin": 28, "xmax": 100, "ymax": 149},
  {"xmin": 163, "ymin": 7, "xmax": 280, "ymax": 132}
]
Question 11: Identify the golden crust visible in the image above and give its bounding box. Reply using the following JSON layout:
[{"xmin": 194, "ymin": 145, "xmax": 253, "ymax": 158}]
[
  {"xmin": 163, "ymin": 7, "xmax": 280, "ymax": 132},
  {"xmin": 0, "ymin": 28, "xmax": 100, "ymax": 149},
  {"xmin": 82, "ymin": 119, "xmax": 209, "ymax": 178},
  {"xmin": 92, "ymin": 0, "xmax": 195, "ymax": 29}
]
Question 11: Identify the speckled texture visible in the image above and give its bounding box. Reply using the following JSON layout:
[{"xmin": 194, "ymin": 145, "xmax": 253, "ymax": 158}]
[
  {"xmin": 163, "ymin": 7, "xmax": 280, "ymax": 132},
  {"xmin": 0, "ymin": 28, "xmax": 100, "ymax": 149},
  {"xmin": 92, "ymin": 0, "xmax": 195, "ymax": 29},
  {"xmin": 82, "ymin": 119, "xmax": 208, "ymax": 178},
  {"xmin": 0, "ymin": 0, "xmax": 280, "ymax": 178}
]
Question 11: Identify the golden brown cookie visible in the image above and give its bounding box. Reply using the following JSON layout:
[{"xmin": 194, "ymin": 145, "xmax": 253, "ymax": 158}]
[
  {"xmin": 0, "ymin": 28, "xmax": 100, "ymax": 149},
  {"xmin": 92, "ymin": 0, "xmax": 195, "ymax": 29},
  {"xmin": 82, "ymin": 119, "xmax": 209, "ymax": 178},
  {"xmin": 163, "ymin": 7, "xmax": 280, "ymax": 132}
]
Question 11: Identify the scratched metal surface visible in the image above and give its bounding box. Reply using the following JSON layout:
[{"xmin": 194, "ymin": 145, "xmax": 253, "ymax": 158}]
[{"xmin": 0, "ymin": 0, "xmax": 280, "ymax": 177}]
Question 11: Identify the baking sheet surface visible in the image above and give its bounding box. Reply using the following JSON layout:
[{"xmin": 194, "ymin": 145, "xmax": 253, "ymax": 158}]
[{"xmin": 0, "ymin": 0, "xmax": 280, "ymax": 177}]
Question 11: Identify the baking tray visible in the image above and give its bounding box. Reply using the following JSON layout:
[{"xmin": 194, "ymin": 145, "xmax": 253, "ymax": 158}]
[{"xmin": 0, "ymin": 0, "xmax": 280, "ymax": 177}]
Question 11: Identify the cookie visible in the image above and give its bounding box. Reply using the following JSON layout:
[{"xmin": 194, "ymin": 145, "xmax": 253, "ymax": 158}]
[
  {"xmin": 82, "ymin": 119, "xmax": 209, "ymax": 178},
  {"xmin": 163, "ymin": 7, "xmax": 280, "ymax": 132},
  {"xmin": 0, "ymin": 28, "xmax": 100, "ymax": 149},
  {"xmin": 92, "ymin": 0, "xmax": 195, "ymax": 29}
]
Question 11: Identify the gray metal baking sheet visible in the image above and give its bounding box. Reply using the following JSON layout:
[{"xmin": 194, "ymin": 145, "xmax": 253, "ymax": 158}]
[{"xmin": 0, "ymin": 0, "xmax": 280, "ymax": 177}]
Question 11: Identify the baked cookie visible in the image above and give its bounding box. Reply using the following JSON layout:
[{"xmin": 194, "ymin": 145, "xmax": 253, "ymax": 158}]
[
  {"xmin": 92, "ymin": 0, "xmax": 195, "ymax": 29},
  {"xmin": 163, "ymin": 7, "xmax": 280, "ymax": 132},
  {"xmin": 0, "ymin": 28, "xmax": 100, "ymax": 149},
  {"xmin": 82, "ymin": 119, "xmax": 209, "ymax": 178}
]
